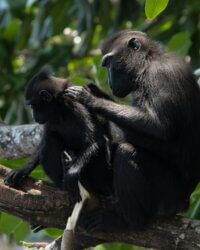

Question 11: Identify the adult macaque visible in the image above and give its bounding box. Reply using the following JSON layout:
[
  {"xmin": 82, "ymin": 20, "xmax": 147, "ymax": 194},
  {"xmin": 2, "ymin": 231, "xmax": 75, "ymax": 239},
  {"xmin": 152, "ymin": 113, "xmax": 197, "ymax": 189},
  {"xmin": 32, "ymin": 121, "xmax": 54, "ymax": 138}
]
[{"xmin": 65, "ymin": 30, "xmax": 200, "ymax": 231}]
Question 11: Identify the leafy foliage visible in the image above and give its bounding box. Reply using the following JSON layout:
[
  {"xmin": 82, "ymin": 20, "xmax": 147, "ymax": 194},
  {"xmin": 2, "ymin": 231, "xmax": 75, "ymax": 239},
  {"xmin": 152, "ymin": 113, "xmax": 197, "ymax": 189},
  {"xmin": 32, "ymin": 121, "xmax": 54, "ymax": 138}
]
[
  {"xmin": 96, "ymin": 243, "xmax": 147, "ymax": 250},
  {"xmin": 0, "ymin": 212, "xmax": 29, "ymax": 244},
  {"xmin": 167, "ymin": 31, "xmax": 192, "ymax": 57},
  {"xmin": 0, "ymin": 0, "xmax": 200, "ymax": 125},
  {"xmin": 0, "ymin": 0, "xmax": 200, "ymax": 249},
  {"xmin": 145, "ymin": 0, "xmax": 169, "ymax": 19}
]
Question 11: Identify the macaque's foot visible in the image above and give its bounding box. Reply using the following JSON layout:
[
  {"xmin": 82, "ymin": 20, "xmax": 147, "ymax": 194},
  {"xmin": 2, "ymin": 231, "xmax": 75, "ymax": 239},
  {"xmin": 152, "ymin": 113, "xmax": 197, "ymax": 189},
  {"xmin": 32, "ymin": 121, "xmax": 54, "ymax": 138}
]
[
  {"xmin": 81, "ymin": 208, "xmax": 128, "ymax": 232},
  {"xmin": 63, "ymin": 173, "xmax": 81, "ymax": 203},
  {"xmin": 4, "ymin": 169, "xmax": 28, "ymax": 187}
]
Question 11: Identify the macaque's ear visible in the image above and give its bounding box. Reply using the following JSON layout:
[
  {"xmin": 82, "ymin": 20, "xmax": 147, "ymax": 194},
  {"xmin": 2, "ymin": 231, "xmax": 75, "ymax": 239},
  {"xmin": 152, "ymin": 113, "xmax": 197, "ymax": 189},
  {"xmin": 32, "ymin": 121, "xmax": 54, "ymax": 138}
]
[
  {"xmin": 128, "ymin": 37, "xmax": 141, "ymax": 51},
  {"xmin": 39, "ymin": 90, "xmax": 53, "ymax": 103}
]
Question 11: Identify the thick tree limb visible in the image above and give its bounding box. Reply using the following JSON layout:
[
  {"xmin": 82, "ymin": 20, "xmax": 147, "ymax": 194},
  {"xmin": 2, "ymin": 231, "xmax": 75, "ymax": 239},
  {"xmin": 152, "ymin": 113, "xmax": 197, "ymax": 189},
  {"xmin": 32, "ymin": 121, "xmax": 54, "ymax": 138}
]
[
  {"xmin": 1, "ymin": 164, "xmax": 200, "ymax": 249},
  {"xmin": 1, "ymin": 124, "xmax": 200, "ymax": 249},
  {"xmin": 0, "ymin": 164, "xmax": 101, "ymax": 249},
  {"xmin": 0, "ymin": 123, "xmax": 123, "ymax": 160},
  {"xmin": 0, "ymin": 124, "xmax": 43, "ymax": 159}
]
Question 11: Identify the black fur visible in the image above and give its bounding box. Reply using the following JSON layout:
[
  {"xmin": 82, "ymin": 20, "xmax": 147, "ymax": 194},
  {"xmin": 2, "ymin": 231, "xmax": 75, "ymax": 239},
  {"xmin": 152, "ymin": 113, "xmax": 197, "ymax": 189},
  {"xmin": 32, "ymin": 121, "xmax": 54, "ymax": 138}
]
[
  {"xmin": 65, "ymin": 30, "xmax": 200, "ymax": 231},
  {"xmin": 4, "ymin": 71, "xmax": 113, "ymax": 201}
]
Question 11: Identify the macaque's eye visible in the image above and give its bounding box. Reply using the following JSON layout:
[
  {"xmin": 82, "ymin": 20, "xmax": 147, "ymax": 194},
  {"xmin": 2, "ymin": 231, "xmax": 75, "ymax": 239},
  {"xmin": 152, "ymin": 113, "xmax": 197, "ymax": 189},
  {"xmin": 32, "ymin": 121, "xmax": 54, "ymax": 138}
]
[{"xmin": 128, "ymin": 38, "xmax": 141, "ymax": 51}]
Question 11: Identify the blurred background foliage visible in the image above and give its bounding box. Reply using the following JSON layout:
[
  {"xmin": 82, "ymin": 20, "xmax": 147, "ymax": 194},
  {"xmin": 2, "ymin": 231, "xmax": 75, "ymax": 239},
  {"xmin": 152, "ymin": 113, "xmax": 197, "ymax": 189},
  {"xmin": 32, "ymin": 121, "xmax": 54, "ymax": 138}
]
[{"xmin": 0, "ymin": 0, "xmax": 200, "ymax": 249}]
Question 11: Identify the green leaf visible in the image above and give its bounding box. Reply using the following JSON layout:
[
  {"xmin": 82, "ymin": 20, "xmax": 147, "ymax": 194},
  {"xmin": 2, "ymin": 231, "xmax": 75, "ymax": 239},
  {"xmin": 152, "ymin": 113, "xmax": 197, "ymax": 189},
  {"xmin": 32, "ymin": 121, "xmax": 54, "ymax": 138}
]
[
  {"xmin": 30, "ymin": 165, "xmax": 47, "ymax": 180},
  {"xmin": 45, "ymin": 228, "xmax": 63, "ymax": 238},
  {"xmin": 20, "ymin": 241, "xmax": 35, "ymax": 248},
  {"xmin": 0, "ymin": 158, "xmax": 27, "ymax": 169},
  {"xmin": 69, "ymin": 75, "xmax": 90, "ymax": 85},
  {"xmin": 145, "ymin": 0, "xmax": 169, "ymax": 19},
  {"xmin": 96, "ymin": 243, "xmax": 119, "ymax": 250},
  {"xmin": 167, "ymin": 32, "xmax": 192, "ymax": 57},
  {"xmin": 26, "ymin": 0, "xmax": 37, "ymax": 9},
  {"xmin": 0, "ymin": 213, "xmax": 21, "ymax": 234},
  {"xmin": 96, "ymin": 243, "xmax": 135, "ymax": 250},
  {"xmin": 121, "ymin": 244, "xmax": 135, "ymax": 250},
  {"xmin": 12, "ymin": 221, "xmax": 29, "ymax": 243},
  {"xmin": 0, "ymin": 212, "xmax": 29, "ymax": 243},
  {"xmin": 3, "ymin": 18, "xmax": 21, "ymax": 41}
]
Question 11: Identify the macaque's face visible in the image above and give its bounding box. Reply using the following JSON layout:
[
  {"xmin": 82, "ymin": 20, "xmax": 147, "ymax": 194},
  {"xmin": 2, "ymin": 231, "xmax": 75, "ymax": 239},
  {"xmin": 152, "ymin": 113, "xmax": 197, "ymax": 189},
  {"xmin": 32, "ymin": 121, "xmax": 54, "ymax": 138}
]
[
  {"xmin": 101, "ymin": 30, "xmax": 149, "ymax": 97},
  {"xmin": 25, "ymin": 71, "xmax": 69, "ymax": 124}
]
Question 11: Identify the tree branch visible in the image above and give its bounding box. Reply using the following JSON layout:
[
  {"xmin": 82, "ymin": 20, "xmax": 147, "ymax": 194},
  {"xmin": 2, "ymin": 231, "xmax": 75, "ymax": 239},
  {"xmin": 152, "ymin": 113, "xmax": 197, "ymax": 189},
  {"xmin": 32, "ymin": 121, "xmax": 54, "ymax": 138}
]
[
  {"xmin": 1, "ymin": 124, "xmax": 200, "ymax": 249},
  {"xmin": 1, "ymin": 164, "xmax": 200, "ymax": 249},
  {"xmin": 0, "ymin": 124, "xmax": 43, "ymax": 159},
  {"xmin": 0, "ymin": 124, "xmax": 123, "ymax": 160}
]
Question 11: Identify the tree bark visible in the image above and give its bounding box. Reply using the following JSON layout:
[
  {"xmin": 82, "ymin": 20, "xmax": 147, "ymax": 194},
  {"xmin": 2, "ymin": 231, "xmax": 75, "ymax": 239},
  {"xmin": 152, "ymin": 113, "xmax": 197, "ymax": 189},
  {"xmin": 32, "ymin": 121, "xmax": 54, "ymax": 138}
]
[
  {"xmin": 0, "ymin": 124, "xmax": 43, "ymax": 159},
  {"xmin": 0, "ymin": 123, "xmax": 122, "ymax": 160},
  {"xmin": 1, "ymin": 124, "xmax": 200, "ymax": 249},
  {"xmin": 0, "ymin": 164, "xmax": 200, "ymax": 249}
]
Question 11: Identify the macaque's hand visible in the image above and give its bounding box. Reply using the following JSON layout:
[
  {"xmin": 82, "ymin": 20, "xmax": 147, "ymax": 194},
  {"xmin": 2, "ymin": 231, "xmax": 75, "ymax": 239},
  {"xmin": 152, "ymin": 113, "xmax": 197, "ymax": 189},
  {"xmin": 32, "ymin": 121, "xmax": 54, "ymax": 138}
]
[
  {"xmin": 4, "ymin": 168, "xmax": 28, "ymax": 187},
  {"xmin": 64, "ymin": 86, "xmax": 95, "ymax": 106}
]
